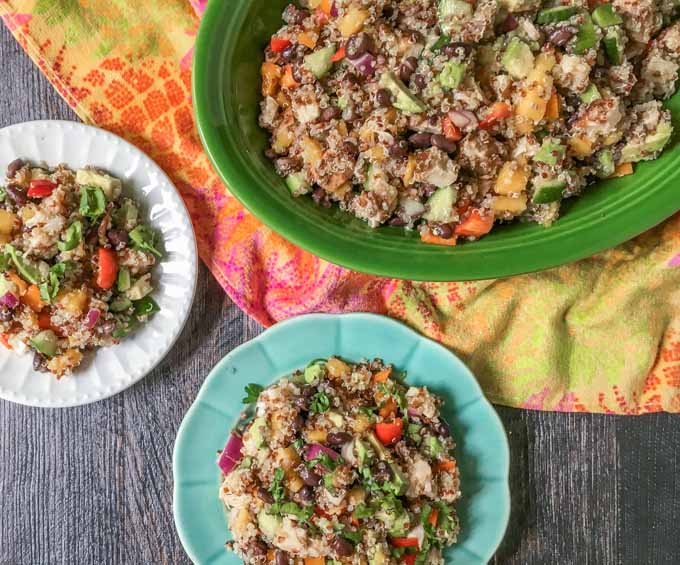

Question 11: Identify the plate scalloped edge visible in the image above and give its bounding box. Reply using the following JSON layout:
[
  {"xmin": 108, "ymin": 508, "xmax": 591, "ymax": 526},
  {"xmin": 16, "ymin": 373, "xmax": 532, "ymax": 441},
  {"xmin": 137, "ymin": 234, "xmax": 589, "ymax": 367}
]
[
  {"xmin": 173, "ymin": 313, "xmax": 510, "ymax": 565},
  {"xmin": 0, "ymin": 120, "xmax": 198, "ymax": 408}
]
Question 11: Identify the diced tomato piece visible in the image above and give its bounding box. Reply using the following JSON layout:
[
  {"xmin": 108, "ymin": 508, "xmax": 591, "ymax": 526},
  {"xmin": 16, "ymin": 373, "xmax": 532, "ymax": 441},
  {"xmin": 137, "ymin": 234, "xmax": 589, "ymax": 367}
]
[
  {"xmin": 270, "ymin": 37, "xmax": 291, "ymax": 53},
  {"xmin": 390, "ymin": 537, "xmax": 420, "ymax": 548},
  {"xmin": 315, "ymin": 505, "xmax": 332, "ymax": 520},
  {"xmin": 38, "ymin": 311, "xmax": 52, "ymax": 330},
  {"xmin": 454, "ymin": 209, "xmax": 494, "ymax": 237},
  {"xmin": 27, "ymin": 179, "xmax": 57, "ymax": 198},
  {"xmin": 428, "ymin": 508, "xmax": 439, "ymax": 527},
  {"xmin": 421, "ymin": 232, "xmax": 458, "ymax": 247},
  {"xmin": 403, "ymin": 554, "xmax": 417, "ymax": 565},
  {"xmin": 372, "ymin": 367, "xmax": 392, "ymax": 383},
  {"xmin": 331, "ymin": 46, "xmax": 346, "ymax": 62},
  {"xmin": 281, "ymin": 65, "xmax": 300, "ymax": 89},
  {"xmin": 0, "ymin": 333, "xmax": 12, "ymax": 350},
  {"xmin": 478, "ymin": 102, "xmax": 512, "ymax": 130},
  {"xmin": 442, "ymin": 116, "xmax": 463, "ymax": 142},
  {"xmin": 436, "ymin": 459, "xmax": 458, "ymax": 472},
  {"xmin": 375, "ymin": 418, "xmax": 403, "ymax": 445},
  {"xmin": 96, "ymin": 247, "xmax": 118, "ymax": 290}
]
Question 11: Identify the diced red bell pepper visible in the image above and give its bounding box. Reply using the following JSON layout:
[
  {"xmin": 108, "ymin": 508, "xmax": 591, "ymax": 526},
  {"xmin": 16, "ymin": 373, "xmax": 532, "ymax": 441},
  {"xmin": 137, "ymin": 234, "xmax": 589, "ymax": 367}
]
[
  {"xmin": 442, "ymin": 116, "xmax": 463, "ymax": 142},
  {"xmin": 454, "ymin": 209, "xmax": 494, "ymax": 237},
  {"xmin": 375, "ymin": 418, "xmax": 403, "ymax": 445},
  {"xmin": 270, "ymin": 37, "xmax": 292, "ymax": 53},
  {"xmin": 403, "ymin": 554, "xmax": 417, "ymax": 565},
  {"xmin": 390, "ymin": 537, "xmax": 419, "ymax": 548},
  {"xmin": 0, "ymin": 333, "xmax": 12, "ymax": 350},
  {"xmin": 331, "ymin": 46, "xmax": 346, "ymax": 62},
  {"xmin": 478, "ymin": 102, "xmax": 512, "ymax": 130},
  {"xmin": 96, "ymin": 247, "xmax": 118, "ymax": 290},
  {"xmin": 38, "ymin": 311, "xmax": 52, "ymax": 330},
  {"xmin": 27, "ymin": 179, "xmax": 57, "ymax": 198}
]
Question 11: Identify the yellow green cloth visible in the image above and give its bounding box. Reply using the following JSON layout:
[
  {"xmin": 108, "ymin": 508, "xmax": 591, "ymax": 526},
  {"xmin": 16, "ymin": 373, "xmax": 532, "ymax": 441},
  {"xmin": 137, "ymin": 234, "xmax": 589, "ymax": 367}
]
[{"xmin": 2, "ymin": 0, "xmax": 680, "ymax": 413}]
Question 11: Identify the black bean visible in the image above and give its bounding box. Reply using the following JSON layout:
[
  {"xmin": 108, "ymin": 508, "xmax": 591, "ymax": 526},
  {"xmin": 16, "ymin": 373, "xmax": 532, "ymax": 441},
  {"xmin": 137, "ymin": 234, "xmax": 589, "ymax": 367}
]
[
  {"xmin": 343, "ymin": 140, "xmax": 359, "ymax": 158},
  {"xmin": 408, "ymin": 132, "xmax": 433, "ymax": 148},
  {"xmin": 298, "ymin": 465, "xmax": 321, "ymax": 486},
  {"xmin": 382, "ymin": 5, "xmax": 394, "ymax": 19},
  {"xmin": 280, "ymin": 44, "xmax": 297, "ymax": 63},
  {"xmin": 419, "ymin": 183, "xmax": 437, "ymax": 198},
  {"xmin": 294, "ymin": 395, "xmax": 310, "ymax": 410},
  {"xmin": 249, "ymin": 540, "xmax": 268, "ymax": 558},
  {"xmin": 432, "ymin": 418, "xmax": 451, "ymax": 436},
  {"xmin": 275, "ymin": 551, "xmax": 290, "ymax": 565},
  {"xmin": 431, "ymin": 134, "xmax": 457, "ymax": 154},
  {"xmin": 257, "ymin": 486, "xmax": 274, "ymax": 504},
  {"xmin": 5, "ymin": 184, "xmax": 27, "ymax": 206},
  {"xmin": 405, "ymin": 29, "xmax": 423, "ymax": 43},
  {"xmin": 399, "ymin": 56, "xmax": 418, "ymax": 83},
  {"xmin": 33, "ymin": 352, "xmax": 48, "ymax": 373},
  {"xmin": 0, "ymin": 307, "xmax": 12, "ymax": 322},
  {"xmin": 275, "ymin": 157, "xmax": 303, "ymax": 176},
  {"xmin": 499, "ymin": 14, "xmax": 519, "ymax": 33},
  {"xmin": 291, "ymin": 414, "xmax": 305, "ymax": 433},
  {"xmin": 413, "ymin": 74, "xmax": 427, "ymax": 91},
  {"xmin": 326, "ymin": 431, "xmax": 352, "ymax": 447},
  {"xmin": 548, "ymin": 28, "xmax": 575, "ymax": 47},
  {"xmin": 373, "ymin": 460, "xmax": 393, "ymax": 483},
  {"xmin": 298, "ymin": 485, "xmax": 315, "ymax": 503},
  {"xmin": 320, "ymin": 106, "xmax": 341, "ymax": 122},
  {"xmin": 6, "ymin": 158, "xmax": 24, "ymax": 179},
  {"xmin": 301, "ymin": 385, "xmax": 316, "ymax": 397},
  {"xmin": 388, "ymin": 140, "xmax": 409, "ymax": 159},
  {"xmin": 331, "ymin": 536, "xmax": 355, "ymax": 557},
  {"xmin": 388, "ymin": 216, "xmax": 407, "ymax": 227},
  {"xmin": 375, "ymin": 88, "xmax": 392, "ymax": 108},
  {"xmin": 264, "ymin": 148, "xmax": 277, "ymax": 160},
  {"xmin": 282, "ymin": 4, "xmax": 308, "ymax": 25},
  {"xmin": 107, "ymin": 229, "xmax": 129, "ymax": 248},
  {"xmin": 292, "ymin": 64, "xmax": 304, "ymax": 84},
  {"xmin": 431, "ymin": 223, "xmax": 454, "ymax": 239},
  {"xmin": 441, "ymin": 42, "xmax": 472, "ymax": 58},
  {"xmin": 346, "ymin": 32, "xmax": 372, "ymax": 60}
]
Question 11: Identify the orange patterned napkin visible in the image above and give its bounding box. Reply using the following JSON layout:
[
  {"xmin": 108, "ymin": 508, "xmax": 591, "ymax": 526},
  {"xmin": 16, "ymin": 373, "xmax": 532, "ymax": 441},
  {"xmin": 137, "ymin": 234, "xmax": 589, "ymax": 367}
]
[{"xmin": 2, "ymin": 0, "xmax": 680, "ymax": 414}]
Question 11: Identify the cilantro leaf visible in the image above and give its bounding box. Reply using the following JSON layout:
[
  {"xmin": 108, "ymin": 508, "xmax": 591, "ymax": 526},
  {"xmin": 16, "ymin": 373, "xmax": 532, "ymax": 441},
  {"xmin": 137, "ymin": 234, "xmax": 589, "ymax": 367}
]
[
  {"xmin": 242, "ymin": 383, "xmax": 264, "ymax": 404},
  {"xmin": 309, "ymin": 391, "xmax": 330, "ymax": 413},
  {"xmin": 269, "ymin": 468, "xmax": 285, "ymax": 503}
]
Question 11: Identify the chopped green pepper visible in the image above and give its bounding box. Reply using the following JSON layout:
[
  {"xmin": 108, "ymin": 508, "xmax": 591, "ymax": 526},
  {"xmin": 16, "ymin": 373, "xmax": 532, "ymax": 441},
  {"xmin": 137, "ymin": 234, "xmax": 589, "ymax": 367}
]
[{"xmin": 57, "ymin": 220, "xmax": 82, "ymax": 252}]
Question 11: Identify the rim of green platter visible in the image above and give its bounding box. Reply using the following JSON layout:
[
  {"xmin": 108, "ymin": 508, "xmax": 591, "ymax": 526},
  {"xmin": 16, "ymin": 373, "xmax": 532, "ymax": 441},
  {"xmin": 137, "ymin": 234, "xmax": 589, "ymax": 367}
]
[{"xmin": 193, "ymin": 0, "xmax": 680, "ymax": 282}]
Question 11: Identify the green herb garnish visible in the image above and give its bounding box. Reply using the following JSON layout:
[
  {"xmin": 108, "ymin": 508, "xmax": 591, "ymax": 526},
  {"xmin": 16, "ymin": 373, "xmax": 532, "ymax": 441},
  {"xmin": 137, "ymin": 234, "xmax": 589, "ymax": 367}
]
[
  {"xmin": 129, "ymin": 224, "xmax": 162, "ymax": 257},
  {"xmin": 79, "ymin": 186, "xmax": 106, "ymax": 221},
  {"xmin": 242, "ymin": 383, "xmax": 264, "ymax": 404},
  {"xmin": 57, "ymin": 220, "xmax": 82, "ymax": 252},
  {"xmin": 309, "ymin": 391, "xmax": 330, "ymax": 413}
]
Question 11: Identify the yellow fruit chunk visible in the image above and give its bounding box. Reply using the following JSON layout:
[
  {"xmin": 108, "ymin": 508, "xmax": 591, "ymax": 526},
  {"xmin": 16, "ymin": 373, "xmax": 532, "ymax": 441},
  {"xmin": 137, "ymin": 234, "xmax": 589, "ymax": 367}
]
[
  {"xmin": 57, "ymin": 289, "xmax": 89, "ymax": 315},
  {"xmin": 515, "ymin": 52, "xmax": 556, "ymax": 134},
  {"xmin": 0, "ymin": 210, "xmax": 18, "ymax": 235},
  {"xmin": 569, "ymin": 136, "xmax": 594, "ymax": 158},
  {"xmin": 260, "ymin": 62, "xmax": 281, "ymax": 97},
  {"xmin": 495, "ymin": 161, "xmax": 530, "ymax": 195},
  {"xmin": 339, "ymin": 7, "xmax": 369, "ymax": 37},
  {"xmin": 327, "ymin": 357, "xmax": 350, "ymax": 379},
  {"xmin": 301, "ymin": 136, "xmax": 323, "ymax": 169},
  {"xmin": 492, "ymin": 194, "xmax": 528, "ymax": 214}
]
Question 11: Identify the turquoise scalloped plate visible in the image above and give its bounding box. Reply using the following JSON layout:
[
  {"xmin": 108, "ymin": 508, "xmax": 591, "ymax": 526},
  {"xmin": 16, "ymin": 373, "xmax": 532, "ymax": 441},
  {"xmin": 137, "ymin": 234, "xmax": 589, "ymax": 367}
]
[{"xmin": 173, "ymin": 314, "xmax": 510, "ymax": 564}]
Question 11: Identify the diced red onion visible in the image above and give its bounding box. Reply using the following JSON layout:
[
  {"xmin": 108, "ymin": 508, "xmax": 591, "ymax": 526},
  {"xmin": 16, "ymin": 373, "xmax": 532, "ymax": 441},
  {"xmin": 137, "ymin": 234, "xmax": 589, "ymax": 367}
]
[
  {"xmin": 407, "ymin": 408, "xmax": 420, "ymax": 418},
  {"xmin": 330, "ymin": 2, "xmax": 338, "ymax": 17},
  {"xmin": 0, "ymin": 292, "xmax": 19, "ymax": 309},
  {"xmin": 217, "ymin": 432, "xmax": 244, "ymax": 475},
  {"xmin": 448, "ymin": 110, "xmax": 478, "ymax": 129},
  {"xmin": 305, "ymin": 443, "xmax": 339, "ymax": 471},
  {"xmin": 341, "ymin": 441, "xmax": 357, "ymax": 466},
  {"xmin": 408, "ymin": 524, "xmax": 425, "ymax": 548},
  {"xmin": 350, "ymin": 53, "xmax": 376, "ymax": 76},
  {"xmin": 402, "ymin": 199, "xmax": 426, "ymax": 219},
  {"xmin": 86, "ymin": 308, "xmax": 101, "ymax": 329}
]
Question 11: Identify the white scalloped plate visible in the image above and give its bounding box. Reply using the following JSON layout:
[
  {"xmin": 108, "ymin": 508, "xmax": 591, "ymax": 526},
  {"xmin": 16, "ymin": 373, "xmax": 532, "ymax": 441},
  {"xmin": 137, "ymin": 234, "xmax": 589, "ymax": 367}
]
[{"xmin": 0, "ymin": 121, "xmax": 198, "ymax": 407}]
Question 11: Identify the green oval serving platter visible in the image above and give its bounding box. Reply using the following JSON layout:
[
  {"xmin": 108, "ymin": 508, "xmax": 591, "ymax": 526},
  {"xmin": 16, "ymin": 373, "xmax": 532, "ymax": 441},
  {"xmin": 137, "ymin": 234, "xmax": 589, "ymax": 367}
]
[
  {"xmin": 192, "ymin": 0, "xmax": 680, "ymax": 281},
  {"xmin": 173, "ymin": 313, "xmax": 510, "ymax": 564}
]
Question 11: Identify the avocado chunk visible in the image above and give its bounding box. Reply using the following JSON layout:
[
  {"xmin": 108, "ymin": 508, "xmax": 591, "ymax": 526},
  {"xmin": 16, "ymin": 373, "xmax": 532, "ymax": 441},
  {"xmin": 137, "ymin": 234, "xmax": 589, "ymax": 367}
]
[
  {"xmin": 602, "ymin": 28, "xmax": 624, "ymax": 65},
  {"xmin": 5, "ymin": 244, "xmax": 40, "ymax": 284},
  {"xmin": 424, "ymin": 435, "xmax": 446, "ymax": 458},
  {"xmin": 620, "ymin": 122, "xmax": 674, "ymax": 163},
  {"xmin": 76, "ymin": 169, "xmax": 122, "ymax": 201},
  {"xmin": 594, "ymin": 149, "xmax": 616, "ymax": 178},
  {"xmin": 501, "ymin": 38, "xmax": 534, "ymax": 80},
  {"xmin": 532, "ymin": 177, "xmax": 566, "ymax": 204},
  {"xmin": 592, "ymin": 4, "xmax": 622, "ymax": 28},
  {"xmin": 355, "ymin": 438, "xmax": 369, "ymax": 466},
  {"xmin": 438, "ymin": 0, "xmax": 473, "ymax": 35},
  {"xmin": 536, "ymin": 6, "xmax": 577, "ymax": 24},
  {"xmin": 110, "ymin": 296, "xmax": 132, "ymax": 313},
  {"xmin": 285, "ymin": 173, "xmax": 311, "ymax": 197},
  {"xmin": 387, "ymin": 511, "xmax": 411, "ymax": 537},
  {"xmin": 379, "ymin": 72, "xmax": 427, "ymax": 114},
  {"xmin": 257, "ymin": 511, "xmax": 282, "ymax": 541},
  {"xmin": 249, "ymin": 416, "xmax": 267, "ymax": 448},
  {"xmin": 369, "ymin": 546, "xmax": 388, "ymax": 565},
  {"xmin": 304, "ymin": 361, "xmax": 325, "ymax": 383},
  {"xmin": 574, "ymin": 15, "xmax": 598, "ymax": 54},
  {"xmin": 31, "ymin": 330, "xmax": 58, "ymax": 358},
  {"xmin": 438, "ymin": 61, "xmax": 466, "ymax": 89},
  {"xmin": 117, "ymin": 267, "xmax": 131, "ymax": 292},
  {"xmin": 423, "ymin": 186, "xmax": 457, "ymax": 223},
  {"xmin": 534, "ymin": 139, "xmax": 566, "ymax": 166},
  {"xmin": 580, "ymin": 84, "xmax": 602, "ymax": 104},
  {"xmin": 125, "ymin": 274, "xmax": 153, "ymax": 301},
  {"xmin": 304, "ymin": 44, "xmax": 336, "ymax": 79}
]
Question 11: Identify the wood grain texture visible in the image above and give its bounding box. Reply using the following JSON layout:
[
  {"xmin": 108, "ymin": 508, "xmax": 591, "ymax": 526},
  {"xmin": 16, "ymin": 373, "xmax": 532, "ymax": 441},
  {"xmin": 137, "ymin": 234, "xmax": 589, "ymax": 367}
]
[{"xmin": 1, "ymin": 23, "xmax": 679, "ymax": 565}]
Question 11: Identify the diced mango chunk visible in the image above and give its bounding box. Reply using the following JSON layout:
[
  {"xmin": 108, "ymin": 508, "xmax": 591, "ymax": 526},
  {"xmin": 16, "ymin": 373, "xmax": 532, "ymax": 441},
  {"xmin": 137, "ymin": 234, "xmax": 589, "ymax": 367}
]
[
  {"xmin": 57, "ymin": 289, "xmax": 89, "ymax": 315},
  {"xmin": 301, "ymin": 136, "xmax": 323, "ymax": 169},
  {"xmin": 492, "ymin": 194, "xmax": 528, "ymax": 214},
  {"xmin": 339, "ymin": 8, "xmax": 369, "ymax": 37},
  {"xmin": 0, "ymin": 210, "xmax": 18, "ymax": 235},
  {"xmin": 495, "ymin": 161, "xmax": 530, "ymax": 195},
  {"xmin": 569, "ymin": 136, "xmax": 594, "ymax": 158}
]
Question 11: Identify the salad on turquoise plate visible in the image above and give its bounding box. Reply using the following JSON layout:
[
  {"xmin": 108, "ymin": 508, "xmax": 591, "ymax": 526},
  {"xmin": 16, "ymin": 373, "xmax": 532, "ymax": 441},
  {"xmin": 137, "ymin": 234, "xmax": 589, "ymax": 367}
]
[{"xmin": 173, "ymin": 314, "xmax": 509, "ymax": 564}]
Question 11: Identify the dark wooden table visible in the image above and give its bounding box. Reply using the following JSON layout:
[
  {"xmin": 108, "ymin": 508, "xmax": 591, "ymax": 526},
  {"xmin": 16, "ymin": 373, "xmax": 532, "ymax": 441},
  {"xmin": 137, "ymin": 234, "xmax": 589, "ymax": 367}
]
[{"xmin": 0, "ymin": 24, "xmax": 678, "ymax": 565}]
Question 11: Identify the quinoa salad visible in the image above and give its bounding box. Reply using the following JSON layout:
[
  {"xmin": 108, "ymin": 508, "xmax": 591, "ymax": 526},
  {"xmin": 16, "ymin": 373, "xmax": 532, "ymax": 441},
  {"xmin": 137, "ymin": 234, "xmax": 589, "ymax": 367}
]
[
  {"xmin": 217, "ymin": 357, "xmax": 461, "ymax": 565},
  {"xmin": 0, "ymin": 159, "xmax": 162, "ymax": 378},
  {"xmin": 259, "ymin": 0, "xmax": 678, "ymax": 245}
]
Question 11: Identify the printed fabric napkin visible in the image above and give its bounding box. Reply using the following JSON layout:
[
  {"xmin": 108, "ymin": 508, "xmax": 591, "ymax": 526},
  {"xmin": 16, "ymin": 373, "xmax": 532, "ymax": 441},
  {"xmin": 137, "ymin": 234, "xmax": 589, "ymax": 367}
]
[{"xmin": 2, "ymin": 0, "xmax": 680, "ymax": 414}]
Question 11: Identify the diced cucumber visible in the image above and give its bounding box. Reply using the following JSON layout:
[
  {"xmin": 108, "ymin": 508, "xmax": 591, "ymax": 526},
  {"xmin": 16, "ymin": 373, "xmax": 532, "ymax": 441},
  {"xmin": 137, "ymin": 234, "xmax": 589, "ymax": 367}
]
[
  {"xmin": 574, "ymin": 15, "xmax": 599, "ymax": 54},
  {"xmin": 379, "ymin": 72, "xmax": 427, "ymax": 114},
  {"xmin": 591, "ymin": 4, "xmax": 622, "ymax": 28},
  {"xmin": 423, "ymin": 186, "xmax": 457, "ymax": 223},
  {"xmin": 117, "ymin": 267, "xmax": 131, "ymax": 292},
  {"xmin": 580, "ymin": 84, "xmax": 601, "ymax": 104},
  {"xmin": 438, "ymin": 0, "xmax": 473, "ymax": 35},
  {"xmin": 532, "ymin": 177, "xmax": 565, "ymax": 204},
  {"xmin": 431, "ymin": 35, "xmax": 451, "ymax": 51},
  {"xmin": 364, "ymin": 164, "xmax": 385, "ymax": 191},
  {"xmin": 502, "ymin": 38, "xmax": 534, "ymax": 80},
  {"xmin": 534, "ymin": 139, "xmax": 566, "ymax": 166},
  {"xmin": 285, "ymin": 173, "xmax": 311, "ymax": 196},
  {"xmin": 125, "ymin": 274, "xmax": 153, "ymax": 301},
  {"xmin": 110, "ymin": 296, "xmax": 132, "ymax": 313},
  {"xmin": 304, "ymin": 44, "xmax": 336, "ymax": 79},
  {"xmin": 30, "ymin": 330, "xmax": 58, "ymax": 358},
  {"xmin": 602, "ymin": 28, "xmax": 624, "ymax": 65},
  {"xmin": 438, "ymin": 61, "xmax": 466, "ymax": 89},
  {"xmin": 620, "ymin": 122, "xmax": 674, "ymax": 163},
  {"xmin": 536, "ymin": 6, "xmax": 577, "ymax": 24},
  {"xmin": 594, "ymin": 149, "xmax": 616, "ymax": 178}
]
